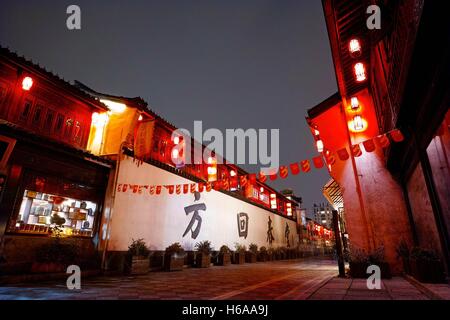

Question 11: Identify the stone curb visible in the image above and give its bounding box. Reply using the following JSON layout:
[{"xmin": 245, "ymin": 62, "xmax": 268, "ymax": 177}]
[{"xmin": 403, "ymin": 275, "xmax": 443, "ymax": 300}]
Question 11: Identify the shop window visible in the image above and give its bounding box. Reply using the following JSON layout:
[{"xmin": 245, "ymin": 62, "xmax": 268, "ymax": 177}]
[
  {"xmin": 8, "ymin": 173, "xmax": 99, "ymax": 237},
  {"xmin": 20, "ymin": 99, "xmax": 33, "ymax": 121},
  {"xmin": 11, "ymin": 191, "xmax": 97, "ymax": 237}
]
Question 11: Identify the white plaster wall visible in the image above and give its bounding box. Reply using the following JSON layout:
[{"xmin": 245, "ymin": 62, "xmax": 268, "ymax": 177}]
[{"xmin": 107, "ymin": 156, "xmax": 298, "ymax": 251}]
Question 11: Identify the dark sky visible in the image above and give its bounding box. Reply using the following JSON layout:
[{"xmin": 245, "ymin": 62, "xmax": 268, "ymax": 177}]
[{"xmin": 0, "ymin": 0, "xmax": 337, "ymax": 215}]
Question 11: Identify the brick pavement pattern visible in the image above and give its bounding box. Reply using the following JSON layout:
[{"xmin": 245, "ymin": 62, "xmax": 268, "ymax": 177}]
[{"xmin": 0, "ymin": 258, "xmax": 446, "ymax": 300}]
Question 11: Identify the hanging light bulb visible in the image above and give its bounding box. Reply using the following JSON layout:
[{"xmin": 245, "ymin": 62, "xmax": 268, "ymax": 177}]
[
  {"xmin": 350, "ymin": 97, "xmax": 360, "ymax": 110},
  {"xmin": 353, "ymin": 115, "xmax": 364, "ymax": 131},
  {"xmin": 316, "ymin": 139, "xmax": 324, "ymax": 153},
  {"xmin": 22, "ymin": 76, "xmax": 33, "ymax": 91},
  {"xmin": 349, "ymin": 38, "xmax": 362, "ymax": 57},
  {"xmin": 354, "ymin": 63, "xmax": 366, "ymax": 82}
]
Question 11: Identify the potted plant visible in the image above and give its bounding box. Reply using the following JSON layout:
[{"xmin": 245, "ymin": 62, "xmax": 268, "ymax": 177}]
[
  {"xmin": 246, "ymin": 243, "xmax": 258, "ymax": 263},
  {"xmin": 368, "ymin": 246, "xmax": 391, "ymax": 279},
  {"xmin": 31, "ymin": 215, "xmax": 78, "ymax": 273},
  {"xmin": 233, "ymin": 243, "xmax": 246, "ymax": 264},
  {"xmin": 258, "ymin": 246, "xmax": 268, "ymax": 262},
  {"xmin": 126, "ymin": 238, "xmax": 150, "ymax": 275},
  {"xmin": 32, "ymin": 239, "xmax": 78, "ymax": 273},
  {"xmin": 396, "ymin": 240, "xmax": 411, "ymax": 274},
  {"xmin": 278, "ymin": 247, "xmax": 287, "ymax": 260},
  {"xmin": 347, "ymin": 248, "xmax": 369, "ymax": 278},
  {"xmin": 410, "ymin": 247, "xmax": 445, "ymax": 283},
  {"xmin": 217, "ymin": 245, "xmax": 231, "ymax": 266},
  {"xmin": 164, "ymin": 242, "xmax": 185, "ymax": 271},
  {"xmin": 267, "ymin": 247, "xmax": 274, "ymax": 261},
  {"xmin": 195, "ymin": 240, "xmax": 212, "ymax": 268}
]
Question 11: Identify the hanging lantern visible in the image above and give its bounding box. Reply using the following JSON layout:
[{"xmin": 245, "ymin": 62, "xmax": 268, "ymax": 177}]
[
  {"xmin": 270, "ymin": 193, "xmax": 277, "ymax": 209},
  {"xmin": 353, "ymin": 115, "xmax": 364, "ymax": 131},
  {"xmin": 286, "ymin": 202, "xmax": 292, "ymax": 216},
  {"xmin": 354, "ymin": 63, "xmax": 366, "ymax": 82},
  {"xmin": 348, "ymin": 115, "xmax": 367, "ymax": 133},
  {"xmin": 349, "ymin": 38, "xmax": 362, "ymax": 57},
  {"xmin": 350, "ymin": 97, "xmax": 360, "ymax": 110},
  {"xmin": 22, "ymin": 76, "xmax": 33, "ymax": 91},
  {"xmin": 316, "ymin": 139, "xmax": 324, "ymax": 153},
  {"xmin": 207, "ymin": 157, "xmax": 217, "ymax": 181}
]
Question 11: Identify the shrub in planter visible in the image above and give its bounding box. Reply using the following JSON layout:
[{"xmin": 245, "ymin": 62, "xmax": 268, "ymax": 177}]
[
  {"xmin": 246, "ymin": 243, "xmax": 258, "ymax": 263},
  {"xmin": 267, "ymin": 248, "xmax": 274, "ymax": 261},
  {"xmin": 195, "ymin": 240, "xmax": 213, "ymax": 268},
  {"xmin": 410, "ymin": 247, "xmax": 445, "ymax": 283},
  {"xmin": 278, "ymin": 247, "xmax": 287, "ymax": 260},
  {"xmin": 368, "ymin": 246, "xmax": 391, "ymax": 279},
  {"xmin": 217, "ymin": 245, "xmax": 231, "ymax": 266},
  {"xmin": 233, "ymin": 243, "xmax": 246, "ymax": 264},
  {"xmin": 346, "ymin": 248, "xmax": 369, "ymax": 278},
  {"xmin": 396, "ymin": 240, "xmax": 411, "ymax": 275},
  {"xmin": 32, "ymin": 221, "xmax": 78, "ymax": 273},
  {"xmin": 126, "ymin": 238, "xmax": 150, "ymax": 275},
  {"xmin": 164, "ymin": 242, "xmax": 185, "ymax": 271},
  {"xmin": 258, "ymin": 246, "xmax": 268, "ymax": 262},
  {"xmin": 32, "ymin": 238, "xmax": 78, "ymax": 273}
]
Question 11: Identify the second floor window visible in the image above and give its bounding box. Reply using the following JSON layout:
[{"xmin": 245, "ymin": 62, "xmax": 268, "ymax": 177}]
[
  {"xmin": 55, "ymin": 114, "xmax": 64, "ymax": 133},
  {"xmin": 44, "ymin": 110, "xmax": 54, "ymax": 132},
  {"xmin": 32, "ymin": 105, "xmax": 43, "ymax": 127},
  {"xmin": 20, "ymin": 100, "xmax": 33, "ymax": 121}
]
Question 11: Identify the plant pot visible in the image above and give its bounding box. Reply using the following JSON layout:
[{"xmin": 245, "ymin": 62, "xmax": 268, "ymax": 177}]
[
  {"xmin": 245, "ymin": 252, "xmax": 257, "ymax": 263},
  {"xmin": 410, "ymin": 258, "xmax": 445, "ymax": 283},
  {"xmin": 379, "ymin": 262, "xmax": 392, "ymax": 279},
  {"xmin": 129, "ymin": 256, "xmax": 149, "ymax": 275},
  {"xmin": 233, "ymin": 252, "xmax": 245, "ymax": 264},
  {"xmin": 401, "ymin": 257, "xmax": 411, "ymax": 275},
  {"xmin": 217, "ymin": 253, "xmax": 231, "ymax": 266},
  {"xmin": 196, "ymin": 253, "xmax": 211, "ymax": 268},
  {"xmin": 349, "ymin": 262, "xmax": 369, "ymax": 278},
  {"xmin": 164, "ymin": 253, "xmax": 184, "ymax": 271},
  {"xmin": 31, "ymin": 262, "xmax": 66, "ymax": 273},
  {"xmin": 258, "ymin": 253, "xmax": 268, "ymax": 262}
]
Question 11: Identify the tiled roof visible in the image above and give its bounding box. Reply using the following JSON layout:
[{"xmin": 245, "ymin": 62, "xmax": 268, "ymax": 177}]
[{"xmin": 0, "ymin": 46, "xmax": 108, "ymax": 111}]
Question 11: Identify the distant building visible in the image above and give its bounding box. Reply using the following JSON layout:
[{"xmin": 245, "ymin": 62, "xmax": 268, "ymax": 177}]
[{"xmin": 313, "ymin": 203, "xmax": 333, "ymax": 229}]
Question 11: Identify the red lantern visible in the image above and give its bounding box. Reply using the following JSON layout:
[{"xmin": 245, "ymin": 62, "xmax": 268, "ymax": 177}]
[{"xmin": 22, "ymin": 76, "xmax": 33, "ymax": 91}]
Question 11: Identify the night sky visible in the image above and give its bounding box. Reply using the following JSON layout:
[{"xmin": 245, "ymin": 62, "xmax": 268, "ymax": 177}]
[{"xmin": 0, "ymin": 0, "xmax": 337, "ymax": 216}]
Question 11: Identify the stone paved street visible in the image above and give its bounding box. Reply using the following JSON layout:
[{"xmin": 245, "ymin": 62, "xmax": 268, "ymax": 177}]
[
  {"xmin": 0, "ymin": 258, "xmax": 337, "ymax": 300},
  {"xmin": 0, "ymin": 258, "xmax": 444, "ymax": 300},
  {"xmin": 308, "ymin": 276, "xmax": 434, "ymax": 300}
]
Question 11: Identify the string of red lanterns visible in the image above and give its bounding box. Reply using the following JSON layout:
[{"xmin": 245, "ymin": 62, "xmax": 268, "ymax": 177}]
[{"xmin": 118, "ymin": 129, "xmax": 404, "ymax": 197}]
